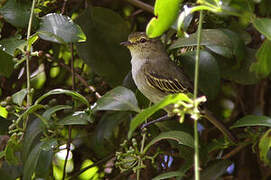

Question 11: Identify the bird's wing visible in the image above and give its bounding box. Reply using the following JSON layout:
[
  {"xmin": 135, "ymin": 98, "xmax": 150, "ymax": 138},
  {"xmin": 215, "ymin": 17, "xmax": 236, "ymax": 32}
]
[{"xmin": 144, "ymin": 71, "xmax": 190, "ymax": 94}]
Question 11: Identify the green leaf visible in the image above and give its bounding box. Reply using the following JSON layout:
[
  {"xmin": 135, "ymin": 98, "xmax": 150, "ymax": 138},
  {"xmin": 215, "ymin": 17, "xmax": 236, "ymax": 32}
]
[
  {"xmin": 252, "ymin": 17, "xmax": 271, "ymax": 40},
  {"xmin": 0, "ymin": 36, "xmax": 27, "ymax": 56},
  {"xmin": 146, "ymin": 0, "xmax": 182, "ymax": 38},
  {"xmin": 0, "ymin": 50, "xmax": 14, "ymax": 77},
  {"xmin": 37, "ymin": 13, "xmax": 86, "ymax": 43},
  {"xmin": 152, "ymin": 171, "xmax": 184, "ymax": 180},
  {"xmin": 181, "ymin": 51, "xmax": 220, "ymax": 100},
  {"xmin": 57, "ymin": 111, "xmax": 91, "ymax": 125},
  {"xmin": 76, "ymin": 7, "xmax": 130, "ymax": 87},
  {"xmin": 231, "ymin": 115, "xmax": 271, "ymax": 128},
  {"xmin": 12, "ymin": 88, "xmax": 27, "ymax": 106},
  {"xmin": 199, "ymin": 160, "xmax": 232, "ymax": 180},
  {"xmin": 94, "ymin": 86, "xmax": 140, "ymax": 113},
  {"xmin": 0, "ymin": 0, "xmax": 39, "ymax": 28},
  {"xmin": 5, "ymin": 135, "xmax": 21, "ymax": 165},
  {"xmin": 35, "ymin": 149, "xmax": 53, "ymax": 178},
  {"xmin": 170, "ymin": 29, "xmax": 232, "ymax": 51},
  {"xmin": 18, "ymin": 104, "xmax": 44, "ymax": 122},
  {"xmin": 23, "ymin": 141, "xmax": 43, "ymax": 180},
  {"xmin": 259, "ymin": 129, "xmax": 271, "ymax": 165},
  {"xmin": 42, "ymin": 105, "xmax": 72, "ymax": 121},
  {"xmin": 40, "ymin": 139, "xmax": 58, "ymax": 151},
  {"xmin": 96, "ymin": 112, "xmax": 130, "ymax": 143},
  {"xmin": 217, "ymin": 48, "xmax": 259, "ymax": 85},
  {"xmin": 143, "ymin": 131, "xmax": 194, "ymax": 154},
  {"xmin": 23, "ymin": 119, "xmax": 42, "ymax": 161},
  {"xmin": 35, "ymin": 89, "xmax": 89, "ymax": 106},
  {"xmin": 0, "ymin": 151, "xmax": 5, "ymax": 159},
  {"xmin": 128, "ymin": 93, "xmax": 191, "ymax": 138},
  {"xmin": 250, "ymin": 40, "xmax": 271, "ymax": 78}
]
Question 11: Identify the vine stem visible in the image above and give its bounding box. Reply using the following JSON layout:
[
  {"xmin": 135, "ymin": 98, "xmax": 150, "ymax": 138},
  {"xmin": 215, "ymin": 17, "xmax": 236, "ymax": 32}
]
[
  {"xmin": 193, "ymin": 10, "xmax": 204, "ymax": 180},
  {"xmin": 137, "ymin": 128, "xmax": 147, "ymax": 180},
  {"xmin": 62, "ymin": 44, "xmax": 75, "ymax": 180},
  {"xmin": 26, "ymin": 0, "xmax": 36, "ymax": 107}
]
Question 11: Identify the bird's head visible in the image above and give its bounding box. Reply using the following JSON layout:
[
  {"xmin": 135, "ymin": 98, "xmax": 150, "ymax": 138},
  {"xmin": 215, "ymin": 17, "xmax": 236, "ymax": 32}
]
[{"xmin": 121, "ymin": 32, "xmax": 164, "ymax": 58}]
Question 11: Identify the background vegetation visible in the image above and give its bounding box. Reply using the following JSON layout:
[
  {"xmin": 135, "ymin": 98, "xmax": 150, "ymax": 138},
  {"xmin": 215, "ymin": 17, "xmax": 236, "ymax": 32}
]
[{"xmin": 0, "ymin": 0, "xmax": 271, "ymax": 179}]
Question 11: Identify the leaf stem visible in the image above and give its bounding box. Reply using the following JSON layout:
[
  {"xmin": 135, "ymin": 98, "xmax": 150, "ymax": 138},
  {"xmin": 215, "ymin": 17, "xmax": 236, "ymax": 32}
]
[
  {"xmin": 26, "ymin": 0, "xmax": 36, "ymax": 107},
  {"xmin": 193, "ymin": 10, "xmax": 204, "ymax": 180}
]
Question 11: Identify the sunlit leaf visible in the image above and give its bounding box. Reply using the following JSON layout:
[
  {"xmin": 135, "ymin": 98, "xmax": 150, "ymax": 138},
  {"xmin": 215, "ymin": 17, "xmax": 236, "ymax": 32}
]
[
  {"xmin": 252, "ymin": 17, "xmax": 271, "ymax": 40},
  {"xmin": 94, "ymin": 86, "xmax": 140, "ymax": 113},
  {"xmin": 146, "ymin": 0, "xmax": 182, "ymax": 38},
  {"xmin": 12, "ymin": 88, "xmax": 27, "ymax": 106},
  {"xmin": 259, "ymin": 129, "xmax": 271, "ymax": 165},
  {"xmin": 128, "ymin": 93, "xmax": 191, "ymax": 138},
  {"xmin": 250, "ymin": 40, "xmax": 271, "ymax": 78}
]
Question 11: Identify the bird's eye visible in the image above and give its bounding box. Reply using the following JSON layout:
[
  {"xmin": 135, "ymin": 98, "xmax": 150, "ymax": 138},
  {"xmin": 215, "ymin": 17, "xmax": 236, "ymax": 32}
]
[{"xmin": 139, "ymin": 38, "xmax": 147, "ymax": 43}]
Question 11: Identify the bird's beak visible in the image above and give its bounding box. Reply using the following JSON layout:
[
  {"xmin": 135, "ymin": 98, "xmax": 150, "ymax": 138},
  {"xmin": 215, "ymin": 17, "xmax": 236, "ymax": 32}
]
[{"xmin": 120, "ymin": 41, "xmax": 132, "ymax": 46}]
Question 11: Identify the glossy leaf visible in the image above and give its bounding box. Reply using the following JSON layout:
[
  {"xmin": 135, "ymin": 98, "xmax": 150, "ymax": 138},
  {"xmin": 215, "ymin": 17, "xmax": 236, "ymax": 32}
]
[
  {"xmin": 96, "ymin": 111, "xmax": 130, "ymax": 143},
  {"xmin": 259, "ymin": 129, "xmax": 271, "ymax": 165},
  {"xmin": 128, "ymin": 93, "xmax": 191, "ymax": 138},
  {"xmin": 0, "ymin": 36, "xmax": 26, "ymax": 56},
  {"xmin": 23, "ymin": 119, "xmax": 42, "ymax": 161},
  {"xmin": 146, "ymin": 0, "xmax": 182, "ymax": 38},
  {"xmin": 0, "ymin": 0, "xmax": 38, "ymax": 28},
  {"xmin": 23, "ymin": 141, "xmax": 43, "ymax": 180},
  {"xmin": 231, "ymin": 115, "xmax": 271, "ymax": 128},
  {"xmin": 36, "ymin": 149, "xmax": 54, "ymax": 178},
  {"xmin": 252, "ymin": 17, "xmax": 271, "ymax": 40},
  {"xmin": 12, "ymin": 88, "xmax": 27, "ymax": 106},
  {"xmin": 35, "ymin": 89, "xmax": 89, "ymax": 106},
  {"xmin": 250, "ymin": 40, "xmax": 271, "ymax": 78},
  {"xmin": 0, "ymin": 50, "xmax": 14, "ymax": 77},
  {"xmin": 42, "ymin": 105, "xmax": 72, "ymax": 121},
  {"xmin": 217, "ymin": 48, "xmax": 259, "ymax": 85},
  {"xmin": 40, "ymin": 139, "xmax": 58, "ymax": 151},
  {"xmin": 37, "ymin": 13, "xmax": 86, "ymax": 43},
  {"xmin": 57, "ymin": 111, "xmax": 91, "ymax": 125},
  {"xmin": 143, "ymin": 131, "xmax": 194, "ymax": 154},
  {"xmin": 94, "ymin": 86, "xmax": 140, "ymax": 113},
  {"xmin": 199, "ymin": 160, "xmax": 232, "ymax": 180},
  {"xmin": 76, "ymin": 7, "xmax": 130, "ymax": 87},
  {"xmin": 152, "ymin": 171, "xmax": 184, "ymax": 180},
  {"xmin": 181, "ymin": 51, "xmax": 220, "ymax": 100}
]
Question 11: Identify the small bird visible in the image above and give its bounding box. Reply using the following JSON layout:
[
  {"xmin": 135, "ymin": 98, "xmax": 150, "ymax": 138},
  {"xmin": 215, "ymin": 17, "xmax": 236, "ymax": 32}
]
[{"xmin": 121, "ymin": 32, "xmax": 236, "ymax": 142}]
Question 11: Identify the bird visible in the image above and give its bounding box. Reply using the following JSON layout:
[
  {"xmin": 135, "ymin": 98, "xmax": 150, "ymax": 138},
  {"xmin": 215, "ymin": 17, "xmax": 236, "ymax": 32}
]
[{"xmin": 121, "ymin": 32, "xmax": 236, "ymax": 142}]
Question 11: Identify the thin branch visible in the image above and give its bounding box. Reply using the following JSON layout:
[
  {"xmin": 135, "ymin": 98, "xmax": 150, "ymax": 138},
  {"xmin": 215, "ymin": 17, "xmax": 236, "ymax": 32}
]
[
  {"xmin": 45, "ymin": 53, "xmax": 101, "ymax": 99},
  {"xmin": 62, "ymin": 44, "xmax": 75, "ymax": 180},
  {"xmin": 61, "ymin": 0, "xmax": 68, "ymax": 14},
  {"xmin": 68, "ymin": 154, "xmax": 114, "ymax": 179},
  {"xmin": 193, "ymin": 11, "xmax": 204, "ymax": 180},
  {"xmin": 26, "ymin": 0, "xmax": 36, "ymax": 107},
  {"xmin": 123, "ymin": 0, "xmax": 154, "ymax": 13},
  {"xmin": 222, "ymin": 138, "xmax": 251, "ymax": 159}
]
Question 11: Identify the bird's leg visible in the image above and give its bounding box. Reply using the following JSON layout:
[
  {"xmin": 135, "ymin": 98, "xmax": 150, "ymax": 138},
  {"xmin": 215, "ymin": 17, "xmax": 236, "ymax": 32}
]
[{"xmin": 141, "ymin": 115, "xmax": 177, "ymax": 130}]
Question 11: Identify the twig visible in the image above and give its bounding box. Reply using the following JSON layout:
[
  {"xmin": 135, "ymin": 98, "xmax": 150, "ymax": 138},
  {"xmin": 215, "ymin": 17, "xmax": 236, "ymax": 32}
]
[
  {"xmin": 61, "ymin": 0, "xmax": 68, "ymax": 14},
  {"xmin": 62, "ymin": 44, "xmax": 75, "ymax": 180},
  {"xmin": 124, "ymin": 0, "xmax": 154, "ymax": 13},
  {"xmin": 45, "ymin": 53, "xmax": 101, "ymax": 99},
  {"xmin": 222, "ymin": 138, "xmax": 250, "ymax": 159},
  {"xmin": 26, "ymin": 0, "xmax": 36, "ymax": 107}
]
